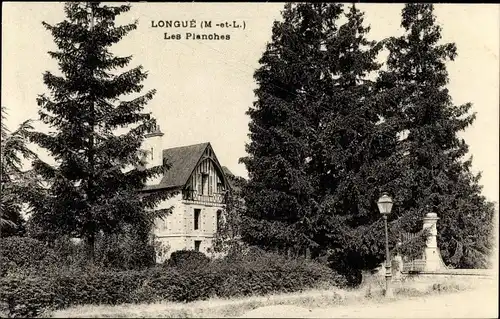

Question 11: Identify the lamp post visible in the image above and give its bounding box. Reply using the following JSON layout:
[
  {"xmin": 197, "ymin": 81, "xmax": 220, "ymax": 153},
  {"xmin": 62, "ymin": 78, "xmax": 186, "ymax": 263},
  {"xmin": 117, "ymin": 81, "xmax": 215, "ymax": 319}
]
[{"xmin": 377, "ymin": 192, "xmax": 394, "ymax": 298}]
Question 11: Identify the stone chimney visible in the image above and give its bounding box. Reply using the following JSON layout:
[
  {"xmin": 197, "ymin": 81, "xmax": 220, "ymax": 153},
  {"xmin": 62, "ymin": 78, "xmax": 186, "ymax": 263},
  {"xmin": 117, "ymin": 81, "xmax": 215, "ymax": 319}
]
[
  {"xmin": 422, "ymin": 212, "xmax": 440, "ymax": 271},
  {"xmin": 142, "ymin": 124, "xmax": 164, "ymax": 186}
]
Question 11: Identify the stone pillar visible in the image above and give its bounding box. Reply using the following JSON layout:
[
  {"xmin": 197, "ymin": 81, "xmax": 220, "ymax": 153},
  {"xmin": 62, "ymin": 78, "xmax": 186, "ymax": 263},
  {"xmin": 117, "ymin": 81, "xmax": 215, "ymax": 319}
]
[{"xmin": 423, "ymin": 212, "xmax": 441, "ymax": 271}]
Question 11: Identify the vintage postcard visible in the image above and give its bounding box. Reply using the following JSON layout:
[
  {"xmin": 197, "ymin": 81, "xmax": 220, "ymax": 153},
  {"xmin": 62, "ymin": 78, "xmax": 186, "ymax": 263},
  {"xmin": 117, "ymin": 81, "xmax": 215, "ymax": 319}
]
[{"xmin": 1, "ymin": 2, "xmax": 498, "ymax": 318}]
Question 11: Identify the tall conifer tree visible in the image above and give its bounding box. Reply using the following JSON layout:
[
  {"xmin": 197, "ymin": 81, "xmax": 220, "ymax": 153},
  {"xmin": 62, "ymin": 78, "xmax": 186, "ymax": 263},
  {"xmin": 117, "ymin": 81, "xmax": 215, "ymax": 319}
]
[
  {"xmin": 308, "ymin": 4, "xmax": 401, "ymax": 283},
  {"xmin": 240, "ymin": 3, "xmax": 344, "ymax": 255},
  {"xmin": 377, "ymin": 4, "xmax": 495, "ymax": 268},
  {"xmin": 241, "ymin": 4, "xmax": 393, "ymax": 267},
  {"xmin": 28, "ymin": 2, "xmax": 171, "ymax": 259}
]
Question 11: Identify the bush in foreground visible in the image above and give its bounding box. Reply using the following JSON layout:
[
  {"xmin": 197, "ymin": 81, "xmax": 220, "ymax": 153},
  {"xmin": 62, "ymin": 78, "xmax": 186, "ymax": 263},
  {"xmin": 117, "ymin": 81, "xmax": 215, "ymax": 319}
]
[
  {"xmin": 164, "ymin": 250, "xmax": 211, "ymax": 270},
  {"xmin": 0, "ymin": 251, "xmax": 346, "ymax": 317},
  {"xmin": 0, "ymin": 237, "xmax": 60, "ymax": 276}
]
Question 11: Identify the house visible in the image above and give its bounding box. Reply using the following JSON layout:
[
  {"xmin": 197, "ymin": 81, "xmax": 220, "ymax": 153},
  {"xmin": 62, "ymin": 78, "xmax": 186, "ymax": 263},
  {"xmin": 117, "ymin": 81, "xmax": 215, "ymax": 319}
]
[{"xmin": 140, "ymin": 125, "xmax": 231, "ymax": 262}]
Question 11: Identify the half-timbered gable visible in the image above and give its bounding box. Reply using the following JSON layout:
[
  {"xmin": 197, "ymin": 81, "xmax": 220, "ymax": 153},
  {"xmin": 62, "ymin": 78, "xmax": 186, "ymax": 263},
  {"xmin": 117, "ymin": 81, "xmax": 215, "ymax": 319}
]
[{"xmin": 183, "ymin": 144, "xmax": 229, "ymax": 205}]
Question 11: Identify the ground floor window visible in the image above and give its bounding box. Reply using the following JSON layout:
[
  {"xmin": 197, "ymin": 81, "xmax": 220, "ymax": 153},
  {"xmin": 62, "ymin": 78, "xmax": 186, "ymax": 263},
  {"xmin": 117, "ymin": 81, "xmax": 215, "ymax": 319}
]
[
  {"xmin": 194, "ymin": 208, "xmax": 201, "ymax": 230},
  {"xmin": 194, "ymin": 240, "xmax": 202, "ymax": 251}
]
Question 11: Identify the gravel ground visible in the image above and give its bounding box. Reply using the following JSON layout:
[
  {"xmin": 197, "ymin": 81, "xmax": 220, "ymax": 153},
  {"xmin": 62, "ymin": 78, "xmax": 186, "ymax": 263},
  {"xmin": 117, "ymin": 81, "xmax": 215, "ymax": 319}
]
[{"xmin": 240, "ymin": 282, "xmax": 498, "ymax": 318}]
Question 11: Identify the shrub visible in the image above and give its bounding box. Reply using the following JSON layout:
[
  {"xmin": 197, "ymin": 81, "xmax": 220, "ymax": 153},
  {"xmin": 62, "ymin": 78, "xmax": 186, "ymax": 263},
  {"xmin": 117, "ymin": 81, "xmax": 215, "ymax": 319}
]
[
  {"xmin": 0, "ymin": 256, "xmax": 16, "ymax": 277},
  {"xmin": 0, "ymin": 274, "xmax": 57, "ymax": 318},
  {"xmin": 211, "ymin": 251, "xmax": 347, "ymax": 297},
  {"xmin": 0, "ymin": 251, "xmax": 346, "ymax": 317},
  {"xmin": 94, "ymin": 230, "xmax": 157, "ymax": 270},
  {"xmin": 0, "ymin": 269, "xmax": 165, "ymax": 317},
  {"xmin": 165, "ymin": 250, "xmax": 210, "ymax": 270},
  {"xmin": 0, "ymin": 237, "xmax": 59, "ymax": 275},
  {"xmin": 25, "ymin": 230, "xmax": 159, "ymax": 272}
]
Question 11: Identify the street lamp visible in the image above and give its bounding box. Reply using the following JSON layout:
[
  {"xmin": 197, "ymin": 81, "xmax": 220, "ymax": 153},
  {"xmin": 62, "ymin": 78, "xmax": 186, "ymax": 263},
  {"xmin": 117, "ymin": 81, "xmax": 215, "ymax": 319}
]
[{"xmin": 377, "ymin": 192, "xmax": 394, "ymax": 298}]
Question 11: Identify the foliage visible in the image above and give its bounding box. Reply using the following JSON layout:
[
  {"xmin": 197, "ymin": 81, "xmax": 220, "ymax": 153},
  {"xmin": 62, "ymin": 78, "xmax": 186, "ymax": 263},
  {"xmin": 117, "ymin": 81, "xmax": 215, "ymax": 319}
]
[
  {"xmin": 240, "ymin": 3, "xmax": 399, "ymax": 283},
  {"xmin": 240, "ymin": 3, "xmax": 345, "ymax": 254},
  {"xmin": 0, "ymin": 237, "xmax": 60, "ymax": 276},
  {"xmin": 213, "ymin": 250, "xmax": 347, "ymax": 298},
  {"xmin": 394, "ymin": 229, "xmax": 431, "ymax": 261},
  {"xmin": 0, "ymin": 233, "xmax": 157, "ymax": 282},
  {"xmin": 210, "ymin": 170, "xmax": 247, "ymax": 255},
  {"xmin": 26, "ymin": 2, "xmax": 173, "ymax": 258},
  {"xmin": 377, "ymin": 3, "xmax": 495, "ymax": 268},
  {"xmin": 241, "ymin": 2, "xmax": 495, "ymax": 284},
  {"xmin": 164, "ymin": 250, "xmax": 210, "ymax": 270},
  {"xmin": 0, "ymin": 270, "xmax": 159, "ymax": 318},
  {"xmin": 0, "ymin": 274, "xmax": 58, "ymax": 318},
  {"xmin": 54, "ymin": 231, "xmax": 158, "ymax": 271},
  {"xmin": 93, "ymin": 226, "xmax": 157, "ymax": 270},
  {"xmin": 0, "ymin": 106, "xmax": 42, "ymax": 237},
  {"xmin": 306, "ymin": 4, "xmax": 399, "ymax": 282},
  {"xmin": 0, "ymin": 251, "xmax": 345, "ymax": 318}
]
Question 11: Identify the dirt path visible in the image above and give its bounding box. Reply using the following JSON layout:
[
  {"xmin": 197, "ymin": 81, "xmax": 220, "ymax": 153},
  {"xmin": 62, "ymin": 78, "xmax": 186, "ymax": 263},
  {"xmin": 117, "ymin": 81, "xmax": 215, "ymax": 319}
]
[{"xmin": 241, "ymin": 283, "xmax": 498, "ymax": 318}]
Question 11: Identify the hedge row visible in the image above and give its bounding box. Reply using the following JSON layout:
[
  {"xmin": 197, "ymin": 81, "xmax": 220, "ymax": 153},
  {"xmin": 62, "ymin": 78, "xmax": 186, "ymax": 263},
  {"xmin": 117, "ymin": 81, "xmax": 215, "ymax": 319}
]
[
  {"xmin": 0, "ymin": 270, "xmax": 157, "ymax": 317},
  {"xmin": 0, "ymin": 235, "xmax": 156, "ymax": 274},
  {"xmin": 0, "ymin": 252, "xmax": 346, "ymax": 317},
  {"xmin": 0, "ymin": 237, "xmax": 60, "ymax": 275}
]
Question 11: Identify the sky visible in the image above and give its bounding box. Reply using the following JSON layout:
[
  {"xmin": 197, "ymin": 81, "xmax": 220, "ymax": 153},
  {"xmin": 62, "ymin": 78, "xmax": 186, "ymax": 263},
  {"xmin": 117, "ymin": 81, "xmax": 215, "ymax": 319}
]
[{"xmin": 2, "ymin": 3, "xmax": 499, "ymax": 204}]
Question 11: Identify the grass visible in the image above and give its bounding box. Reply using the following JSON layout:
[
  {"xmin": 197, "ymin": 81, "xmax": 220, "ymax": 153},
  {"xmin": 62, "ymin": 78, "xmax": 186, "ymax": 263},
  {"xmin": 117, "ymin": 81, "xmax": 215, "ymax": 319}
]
[
  {"xmin": 46, "ymin": 289, "xmax": 340, "ymax": 318},
  {"xmin": 47, "ymin": 275, "xmax": 483, "ymax": 318}
]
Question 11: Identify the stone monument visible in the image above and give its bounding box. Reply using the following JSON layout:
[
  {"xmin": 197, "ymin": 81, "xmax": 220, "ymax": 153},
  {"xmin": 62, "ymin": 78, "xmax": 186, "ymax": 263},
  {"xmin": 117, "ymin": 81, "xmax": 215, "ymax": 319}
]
[{"xmin": 422, "ymin": 212, "xmax": 443, "ymax": 271}]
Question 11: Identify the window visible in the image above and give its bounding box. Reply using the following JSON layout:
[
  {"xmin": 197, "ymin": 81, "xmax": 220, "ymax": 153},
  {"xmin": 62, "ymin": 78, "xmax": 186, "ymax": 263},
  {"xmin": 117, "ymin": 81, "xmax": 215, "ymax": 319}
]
[
  {"xmin": 201, "ymin": 173, "xmax": 208, "ymax": 195},
  {"xmin": 194, "ymin": 240, "xmax": 201, "ymax": 252},
  {"xmin": 150, "ymin": 147, "xmax": 154, "ymax": 160},
  {"xmin": 194, "ymin": 209, "xmax": 201, "ymax": 230}
]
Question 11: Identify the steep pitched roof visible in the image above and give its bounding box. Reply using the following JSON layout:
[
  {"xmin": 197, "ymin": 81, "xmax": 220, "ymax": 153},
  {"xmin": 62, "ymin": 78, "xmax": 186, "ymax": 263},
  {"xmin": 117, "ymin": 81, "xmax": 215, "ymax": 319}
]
[
  {"xmin": 142, "ymin": 141, "xmax": 232, "ymax": 192},
  {"xmin": 158, "ymin": 142, "xmax": 209, "ymax": 189}
]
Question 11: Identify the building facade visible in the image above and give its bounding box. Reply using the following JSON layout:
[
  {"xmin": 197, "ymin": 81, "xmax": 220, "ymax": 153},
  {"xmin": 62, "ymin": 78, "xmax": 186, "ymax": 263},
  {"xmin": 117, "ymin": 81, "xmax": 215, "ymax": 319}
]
[{"xmin": 141, "ymin": 125, "xmax": 230, "ymax": 262}]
